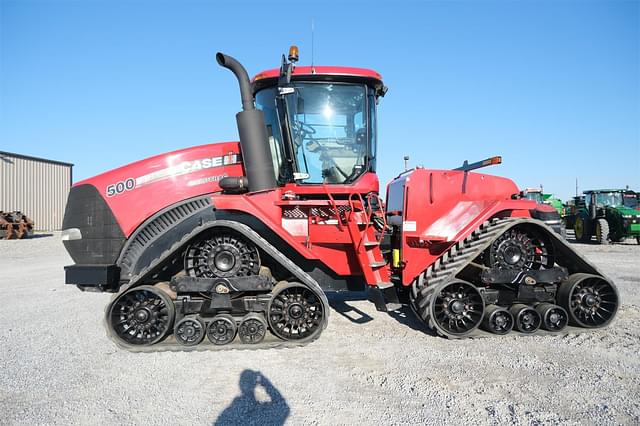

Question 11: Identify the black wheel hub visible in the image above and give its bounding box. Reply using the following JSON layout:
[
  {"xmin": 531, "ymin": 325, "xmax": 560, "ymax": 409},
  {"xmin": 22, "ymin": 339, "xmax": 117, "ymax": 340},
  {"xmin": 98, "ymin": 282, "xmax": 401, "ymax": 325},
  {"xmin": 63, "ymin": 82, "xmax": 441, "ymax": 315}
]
[
  {"xmin": 184, "ymin": 234, "xmax": 260, "ymax": 278},
  {"xmin": 571, "ymin": 285, "xmax": 614, "ymax": 326},
  {"xmin": 268, "ymin": 284, "xmax": 324, "ymax": 341},
  {"xmin": 207, "ymin": 315, "xmax": 237, "ymax": 345},
  {"xmin": 432, "ymin": 281, "xmax": 484, "ymax": 335},
  {"xmin": 174, "ymin": 317, "xmax": 205, "ymax": 346},
  {"xmin": 238, "ymin": 315, "xmax": 267, "ymax": 344},
  {"xmin": 513, "ymin": 306, "xmax": 541, "ymax": 333},
  {"xmin": 134, "ymin": 308, "xmax": 150, "ymax": 323},
  {"xmin": 108, "ymin": 286, "xmax": 175, "ymax": 346},
  {"xmin": 484, "ymin": 308, "xmax": 514, "ymax": 335}
]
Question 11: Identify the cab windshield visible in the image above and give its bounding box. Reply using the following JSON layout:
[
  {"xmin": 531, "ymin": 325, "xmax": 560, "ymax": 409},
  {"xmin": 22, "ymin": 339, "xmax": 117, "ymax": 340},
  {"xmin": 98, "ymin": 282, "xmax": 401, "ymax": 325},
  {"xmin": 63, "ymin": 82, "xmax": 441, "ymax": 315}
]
[
  {"xmin": 524, "ymin": 192, "xmax": 544, "ymax": 203},
  {"xmin": 285, "ymin": 83, "xmax": 373, "ymax": 183},
  {"xmin": 591, "ymin": 192, "xmax": 623, "ymax": 207},
  {"xmin": 255, "ymin": 82, "xmax": 376, "ymax": 185}
]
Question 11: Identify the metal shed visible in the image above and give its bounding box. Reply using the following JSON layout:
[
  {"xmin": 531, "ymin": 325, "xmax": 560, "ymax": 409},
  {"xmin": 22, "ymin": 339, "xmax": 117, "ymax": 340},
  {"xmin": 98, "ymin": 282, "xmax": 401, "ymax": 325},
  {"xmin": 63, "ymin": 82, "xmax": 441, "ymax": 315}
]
[{"xmin": 0, "ymin": 151, "xmax": 73, "ymax": 231}]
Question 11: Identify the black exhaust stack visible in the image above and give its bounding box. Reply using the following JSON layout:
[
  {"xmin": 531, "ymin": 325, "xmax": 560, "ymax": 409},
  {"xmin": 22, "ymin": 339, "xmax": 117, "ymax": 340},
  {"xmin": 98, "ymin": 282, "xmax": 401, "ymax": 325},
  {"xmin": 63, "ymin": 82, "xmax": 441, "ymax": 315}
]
[{"xmin": 216, "ymin": 52, "xmax": 276, "ymax": 192}]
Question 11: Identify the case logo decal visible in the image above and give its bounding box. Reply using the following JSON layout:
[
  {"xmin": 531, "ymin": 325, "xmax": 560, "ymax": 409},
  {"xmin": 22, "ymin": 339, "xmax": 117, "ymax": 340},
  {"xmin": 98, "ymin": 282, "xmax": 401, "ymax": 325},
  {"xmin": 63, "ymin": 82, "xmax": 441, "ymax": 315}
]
[{"xmin": 106, "ymin": 153, "xmax": 241, "ymax": 197}]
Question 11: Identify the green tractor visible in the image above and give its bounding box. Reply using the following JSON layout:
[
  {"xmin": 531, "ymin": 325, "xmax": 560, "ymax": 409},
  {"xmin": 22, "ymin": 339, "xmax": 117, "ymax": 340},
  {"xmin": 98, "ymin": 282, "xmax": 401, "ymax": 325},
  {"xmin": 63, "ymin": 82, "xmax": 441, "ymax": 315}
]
[
  {"xmin": 522, "ymin": 188, "xmax": 564, "ymax": 215},
  {"xmin": 565, "ymin": 189, "xmax": 640, "ymax": 244},
  {"xmin": 521, "ymin": 188, "xmax": 566, "ymax": 238},
  {"xmin": 543, "ymin": 193, "xmax": 565, "ymax": 216}
]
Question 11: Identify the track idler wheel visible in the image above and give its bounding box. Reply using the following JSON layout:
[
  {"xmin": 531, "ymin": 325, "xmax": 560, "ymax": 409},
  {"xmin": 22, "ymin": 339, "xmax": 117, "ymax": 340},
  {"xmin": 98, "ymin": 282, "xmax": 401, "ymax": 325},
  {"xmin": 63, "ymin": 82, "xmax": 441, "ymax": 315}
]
[
  {"xmin": 535, "ymin": 303, "xmax": 568, "ymax": 331},
  {"xmin": 107, "ymin": 285, "xmax": 175, "ymax": 346},
  {"xmin": 267, "ymin": 282, "xmax": 324, "ymax": 341},
  {"xmin": 425, "ymin": 280, "xmax": 485, "ymax": 337},
  {"xmin": 238, "ymin": 313, "xmax": 267, "ymax": 344},
  {"xmin": 207, "ymin": 314, "xmax": 237, "ymax": 345},
  {"xmin": 558, "ymin": 273, "xmax": 619, "ymax": 328},
  {"xmin": 510, "ymin": 304, "xmax": 541, "ymax": 334},
  {"xmin": 481, "ymin": 305, "xmax": 514, "ymax": 335},
  {"xmin": 174, "ymin": 316, "xmax": 205, "ymax": 346}
]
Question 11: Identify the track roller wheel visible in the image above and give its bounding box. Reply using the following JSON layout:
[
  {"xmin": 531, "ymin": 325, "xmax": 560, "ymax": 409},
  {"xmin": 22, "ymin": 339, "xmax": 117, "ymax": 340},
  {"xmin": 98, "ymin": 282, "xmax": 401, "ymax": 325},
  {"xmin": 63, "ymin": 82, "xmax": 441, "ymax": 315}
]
[
  {"xmin": 535, "ymin": 303, "xmax": 568, "ymax": 331},
  {"xmin": 558, "ymin": 273, "xmax": 619, "ymax": 328},
  {"xmin": 107, "ymin": 285, "xmax": 175, "ymax": 346},
  {"xmin": 510, "ymin": 304, "xmax": 541, "ymax": 334},
  {"xmin": 238, "ymin": 313, "xmax": 267, "ymax": 344},
  {"xmin": 174, "ymin": 316, "xmax": 205, "ymax": 346},
  {"xmin": 267, "ymin": 282, "xmax": 324, "ymax": 341},
  {"xmin": 207, "ymin": 314, "xmax": 237, "ymax": 345},
  {"xmin": 413, "ymin": 280, "xmax": 485, "ymax": 337},
  {"xmin": 481, "ymin": 305, "xmax": 514, "ymax": 335}
]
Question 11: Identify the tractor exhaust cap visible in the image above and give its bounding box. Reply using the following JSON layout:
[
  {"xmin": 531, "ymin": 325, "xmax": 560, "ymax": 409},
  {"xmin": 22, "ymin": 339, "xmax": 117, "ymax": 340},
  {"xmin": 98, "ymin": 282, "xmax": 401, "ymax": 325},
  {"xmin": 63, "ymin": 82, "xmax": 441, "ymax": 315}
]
[{"xmin": 216, "ymin": 52, "xmax": 254, "ymax": 112}]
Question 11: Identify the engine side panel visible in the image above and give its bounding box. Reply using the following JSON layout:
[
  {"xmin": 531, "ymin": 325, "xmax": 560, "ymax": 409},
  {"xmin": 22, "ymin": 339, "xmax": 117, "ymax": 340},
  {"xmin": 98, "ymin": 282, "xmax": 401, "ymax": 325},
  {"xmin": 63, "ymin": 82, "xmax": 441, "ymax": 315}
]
[{"xmin": 72, "ymin": 142, "xmax": 244, "ymax": 237}]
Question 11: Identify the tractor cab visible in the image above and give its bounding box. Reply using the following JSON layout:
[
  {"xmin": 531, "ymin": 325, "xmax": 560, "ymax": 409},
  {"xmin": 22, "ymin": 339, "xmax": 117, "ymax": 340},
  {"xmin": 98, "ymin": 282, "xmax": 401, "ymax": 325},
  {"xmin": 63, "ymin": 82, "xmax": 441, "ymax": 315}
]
[
  {"xmin": 251, "ymin": 46, "xmax": 387, "ymax": 190},
  {"xmin": 521, "ymin": 188, "xmax": 544, "ymax": 203},
  {"xmin": 584, "ymin": 189, "xmax": 636, "ymax": 210}
]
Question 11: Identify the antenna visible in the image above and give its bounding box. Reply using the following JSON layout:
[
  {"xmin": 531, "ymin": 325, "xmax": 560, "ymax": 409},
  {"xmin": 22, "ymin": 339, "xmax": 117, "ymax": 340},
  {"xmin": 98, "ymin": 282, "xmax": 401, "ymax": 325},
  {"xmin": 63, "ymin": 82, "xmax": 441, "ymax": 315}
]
[
  {"xmin": 404, "ymin": 155, "xmax": 410, "ymax": 171},
  {"xmin": 311, "ymin": 18, "xmax": 315, "ymax": 69},
  {"xmin": 575, "ymin": 178, "xmax": 578, "ymax": 197}
]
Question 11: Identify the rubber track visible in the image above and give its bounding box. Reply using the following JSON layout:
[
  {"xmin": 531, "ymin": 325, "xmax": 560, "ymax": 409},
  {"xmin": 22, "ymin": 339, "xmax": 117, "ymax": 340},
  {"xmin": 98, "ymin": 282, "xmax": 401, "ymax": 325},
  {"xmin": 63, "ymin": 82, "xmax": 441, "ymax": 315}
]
[
  {"xmin": 104, "ymin": 220, "xmax": 330, "ymax": 353},
  {"xmin": 410, "ymin": 217, "xmax": 617, "ymax": 338}
]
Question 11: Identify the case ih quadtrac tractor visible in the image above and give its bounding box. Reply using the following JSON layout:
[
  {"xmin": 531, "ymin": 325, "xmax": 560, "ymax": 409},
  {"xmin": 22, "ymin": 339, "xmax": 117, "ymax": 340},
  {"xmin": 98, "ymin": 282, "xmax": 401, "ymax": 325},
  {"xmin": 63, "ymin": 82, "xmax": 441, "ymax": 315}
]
[{"xmin": 62, "ymin": 48, "xmax": 619, "ymax": 350}]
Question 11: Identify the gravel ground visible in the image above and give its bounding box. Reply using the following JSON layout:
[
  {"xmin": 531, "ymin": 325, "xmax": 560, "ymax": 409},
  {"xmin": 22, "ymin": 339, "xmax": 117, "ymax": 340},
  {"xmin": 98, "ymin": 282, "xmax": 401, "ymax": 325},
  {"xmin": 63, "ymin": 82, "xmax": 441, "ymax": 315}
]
[{"xmin": 1, "ymin": 233, "xmax": 639, "ymax": 425}]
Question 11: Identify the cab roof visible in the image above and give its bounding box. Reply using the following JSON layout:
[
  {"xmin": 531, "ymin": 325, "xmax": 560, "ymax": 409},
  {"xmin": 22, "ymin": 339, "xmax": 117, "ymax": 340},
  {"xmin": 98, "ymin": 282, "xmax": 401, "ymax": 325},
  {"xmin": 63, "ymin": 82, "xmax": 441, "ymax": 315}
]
[
  {"xmin": 251, "ymin": 66, "xmax": 384, "ymax": 93},
  {"xmin": 584, "ymin": 189, "xmax": 635, "ymax": 194}
]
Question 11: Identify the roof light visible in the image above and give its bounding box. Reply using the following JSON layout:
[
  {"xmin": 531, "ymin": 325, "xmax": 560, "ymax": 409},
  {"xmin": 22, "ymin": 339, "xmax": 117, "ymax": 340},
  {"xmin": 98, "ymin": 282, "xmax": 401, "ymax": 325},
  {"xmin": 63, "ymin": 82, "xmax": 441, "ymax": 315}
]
[
  {"xmin": 288, "ymin": 45, "xmax": 299, "ymax": 63},
  {"xmin": 483, "ymin": 156, "xmax": 502, "ymax": 166}
]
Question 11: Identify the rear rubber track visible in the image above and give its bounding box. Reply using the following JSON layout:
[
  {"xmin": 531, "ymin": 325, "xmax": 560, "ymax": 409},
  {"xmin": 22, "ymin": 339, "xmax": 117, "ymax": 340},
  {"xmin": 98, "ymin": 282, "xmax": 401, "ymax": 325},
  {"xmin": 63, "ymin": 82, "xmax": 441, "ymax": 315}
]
[{"xmin": 410, "ymin": 217, "xmax": 618, "ymax": 338}]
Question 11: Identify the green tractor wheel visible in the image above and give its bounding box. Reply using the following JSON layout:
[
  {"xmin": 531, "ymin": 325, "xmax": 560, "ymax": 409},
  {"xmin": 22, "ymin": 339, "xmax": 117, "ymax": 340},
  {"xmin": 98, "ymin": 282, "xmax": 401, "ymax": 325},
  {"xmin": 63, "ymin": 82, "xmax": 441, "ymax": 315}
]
[
  {"xmin": 595, "ymin": 218, "xmax": 609, "ymax": 245},
  {"xmin": 574, "ymin": 216, "xmax": 591, "ymax": 243}
]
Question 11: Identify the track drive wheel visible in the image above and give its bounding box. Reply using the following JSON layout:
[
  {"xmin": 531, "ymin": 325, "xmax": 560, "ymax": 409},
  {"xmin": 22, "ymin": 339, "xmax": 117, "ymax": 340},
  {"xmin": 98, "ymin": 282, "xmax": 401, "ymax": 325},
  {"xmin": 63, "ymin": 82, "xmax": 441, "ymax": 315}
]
[
  {"xmin": 486, "ymin": 224, "xmax": 554, "ymax": 270},
  {"xmin": 184, "ymin": 233, "xmax": 260, "ymax": 278},
  {"xmin": 107, "ymin": 285, "xmax": 175, "ymax": 346},
  {"xmin": 412, "ymin": 280, "xmax": 485, "ymax": 338},
  {"xmin": 558, "ymin": 273, "xmax": 619, "ymax": 328},
  {"xmin": 238, "ymin": 313, "xmax": 267, "ymax": 344},
  {"xmin": 207, "ymin": 314, "xmax": 237, "ymax": 345},
  {"xmin": 574, "ymin": 216, "xmax": 591, "ymax": 243},
  {"xmin": 267, "ymin": 282, "xmax": 324, "ymax": 341},
  {"xmin": 595, "ymin": 219, "xmax": 609, "ymax": 245},
  {"xmin": 174, "ymin": 316, "xmax": 205, "ymax": 346}
]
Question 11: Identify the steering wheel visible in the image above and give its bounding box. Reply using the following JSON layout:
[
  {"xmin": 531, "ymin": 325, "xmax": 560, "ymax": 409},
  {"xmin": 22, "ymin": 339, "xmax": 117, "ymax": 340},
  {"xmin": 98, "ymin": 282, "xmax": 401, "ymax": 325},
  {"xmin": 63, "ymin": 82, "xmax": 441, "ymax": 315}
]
[{"xmin": 294, "ymin": 121, "xmax": 316, "ymax": 136}]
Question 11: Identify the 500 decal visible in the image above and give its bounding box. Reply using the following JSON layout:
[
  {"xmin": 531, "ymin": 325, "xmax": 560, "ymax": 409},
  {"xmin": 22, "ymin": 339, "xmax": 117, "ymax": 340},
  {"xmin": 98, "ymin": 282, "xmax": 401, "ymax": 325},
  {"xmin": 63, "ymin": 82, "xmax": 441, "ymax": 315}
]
[{"xmin": 106, "ymin": 178, "xmax": 135, "ymax": 197}]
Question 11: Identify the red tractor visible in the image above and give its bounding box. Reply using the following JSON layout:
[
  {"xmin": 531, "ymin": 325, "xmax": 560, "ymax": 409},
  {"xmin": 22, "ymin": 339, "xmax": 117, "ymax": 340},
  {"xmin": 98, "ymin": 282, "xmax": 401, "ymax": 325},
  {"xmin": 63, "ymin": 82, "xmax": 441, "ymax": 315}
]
[{"xmin": 62, "ymin": 47, "xmax": 619, "ymax": 350}]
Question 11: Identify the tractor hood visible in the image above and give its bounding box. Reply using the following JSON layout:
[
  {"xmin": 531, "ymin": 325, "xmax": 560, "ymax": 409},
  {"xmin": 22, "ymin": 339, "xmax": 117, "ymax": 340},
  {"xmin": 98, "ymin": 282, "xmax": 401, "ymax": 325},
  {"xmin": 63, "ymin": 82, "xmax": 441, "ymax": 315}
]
[
  {"xmin": 613, "ymin": 205, "xmax": 640, "ymax": 217},
  {"xmin": 69, "ymin": 142, "xmax": 243, "ymax": 237}
]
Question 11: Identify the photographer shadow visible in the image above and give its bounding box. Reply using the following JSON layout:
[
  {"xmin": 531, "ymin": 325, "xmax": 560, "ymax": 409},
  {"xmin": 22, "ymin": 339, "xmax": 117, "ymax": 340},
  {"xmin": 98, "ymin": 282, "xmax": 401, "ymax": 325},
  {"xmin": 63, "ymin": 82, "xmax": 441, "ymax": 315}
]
[{"xmin": 214, "ymin": 369, "xmax": 289, "ymax": 426}]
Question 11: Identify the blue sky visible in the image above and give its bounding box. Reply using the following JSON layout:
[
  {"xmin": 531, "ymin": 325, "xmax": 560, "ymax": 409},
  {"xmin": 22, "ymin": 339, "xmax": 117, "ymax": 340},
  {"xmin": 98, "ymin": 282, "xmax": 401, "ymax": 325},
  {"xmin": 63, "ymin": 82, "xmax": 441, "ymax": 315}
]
[{"xmin": 1, "ymin": 0, "xmax": 638, "ymax": 200}]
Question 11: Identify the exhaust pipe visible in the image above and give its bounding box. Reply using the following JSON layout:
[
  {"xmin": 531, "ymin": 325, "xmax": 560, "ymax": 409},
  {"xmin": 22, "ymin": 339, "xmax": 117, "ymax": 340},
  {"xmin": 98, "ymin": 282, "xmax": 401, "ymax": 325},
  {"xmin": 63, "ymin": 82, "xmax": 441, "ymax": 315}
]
[{"xmin": 216, "ymin": 52, "xmax": 276, "ymax": 192}]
